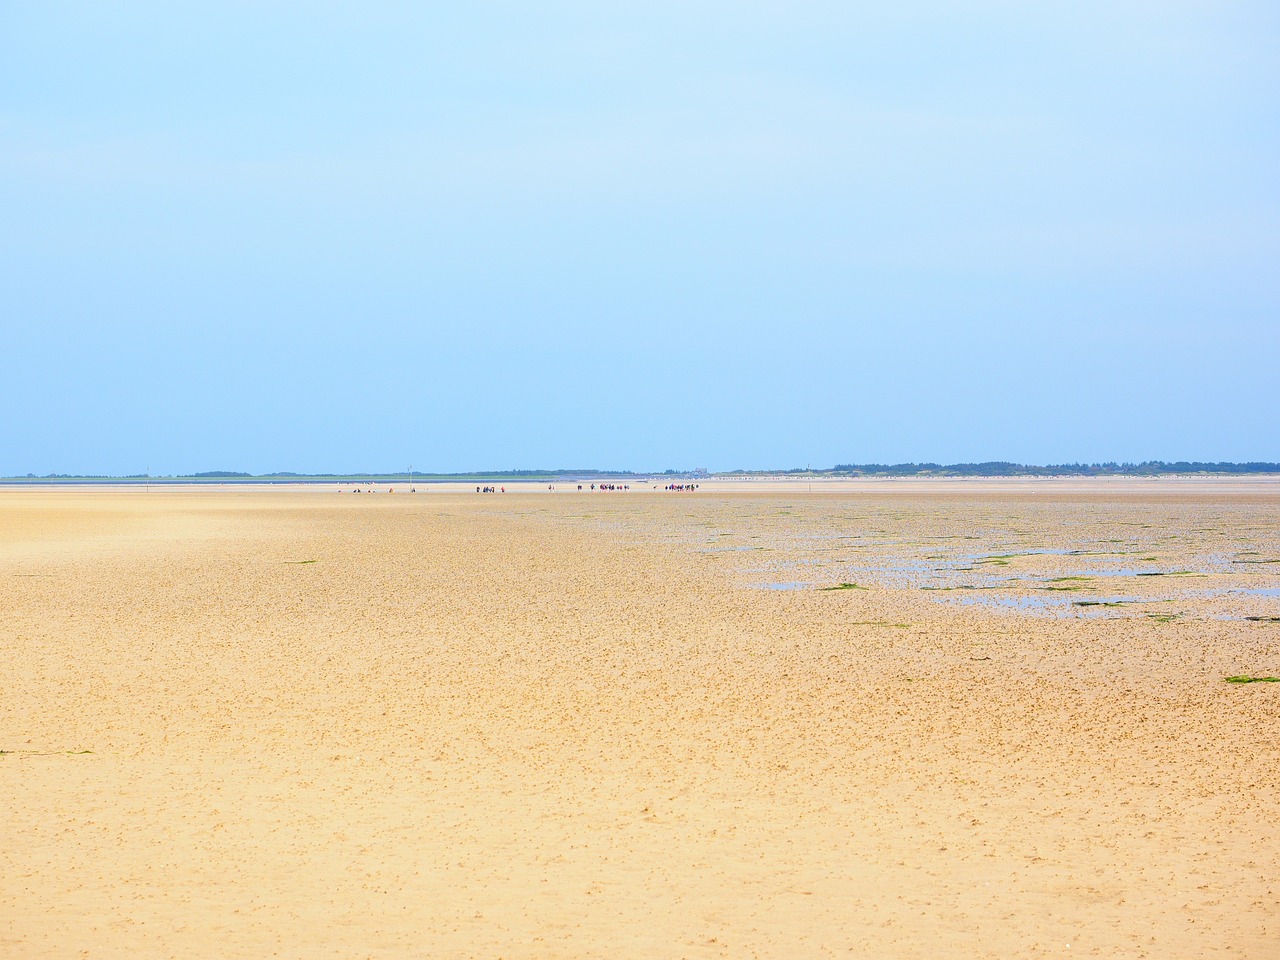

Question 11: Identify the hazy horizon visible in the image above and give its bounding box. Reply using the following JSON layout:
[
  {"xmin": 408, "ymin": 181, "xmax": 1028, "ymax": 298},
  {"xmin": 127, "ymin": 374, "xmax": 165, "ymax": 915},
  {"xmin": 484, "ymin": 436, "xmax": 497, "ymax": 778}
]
[
  {"xmin": 9, "ymin": 459, "xmax": 1280, "ymax": 481},
  {"xmin": 4, "ymin": 3, "xmax": 1277, "ymax": 475}
]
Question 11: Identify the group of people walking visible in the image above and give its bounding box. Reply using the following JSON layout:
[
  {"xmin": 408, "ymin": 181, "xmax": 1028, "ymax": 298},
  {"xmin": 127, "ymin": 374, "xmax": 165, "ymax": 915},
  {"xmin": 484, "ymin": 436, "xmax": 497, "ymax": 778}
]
[{"xmin": 342, "ymin": 481, "xmax": 699, "ymax": 494}]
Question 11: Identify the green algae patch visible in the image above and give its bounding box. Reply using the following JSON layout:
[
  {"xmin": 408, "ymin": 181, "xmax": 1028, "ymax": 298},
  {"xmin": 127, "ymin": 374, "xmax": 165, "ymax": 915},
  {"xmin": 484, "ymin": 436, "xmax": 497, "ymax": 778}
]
[
  {"xmin": 1225, "ymin": 676, "xmax": 1280, "ymax": 684},
  {"xmin": 821, "ymin": 582, "xmax": 868, "ymax": 591}
]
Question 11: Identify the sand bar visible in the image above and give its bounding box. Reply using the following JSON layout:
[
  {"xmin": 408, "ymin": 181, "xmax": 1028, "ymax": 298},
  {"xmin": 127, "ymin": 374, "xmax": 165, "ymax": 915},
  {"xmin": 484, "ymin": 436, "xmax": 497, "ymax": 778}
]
[{"xmin": 3, "ymin": 482, "xmax": 1278, "ymax": 958}]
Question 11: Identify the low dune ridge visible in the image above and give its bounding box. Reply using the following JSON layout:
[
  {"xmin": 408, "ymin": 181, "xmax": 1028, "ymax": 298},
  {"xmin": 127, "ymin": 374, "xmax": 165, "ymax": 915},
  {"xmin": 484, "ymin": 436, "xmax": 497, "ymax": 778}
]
[{"xmin": 2, "ymin": 483, "xmax": 1278, "ymax": 958}]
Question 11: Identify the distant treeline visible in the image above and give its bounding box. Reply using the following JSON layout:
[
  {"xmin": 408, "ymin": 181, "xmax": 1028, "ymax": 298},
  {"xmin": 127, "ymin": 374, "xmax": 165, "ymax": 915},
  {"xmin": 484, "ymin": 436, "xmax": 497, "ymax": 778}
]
[
  {"xmin": 8, "ymin": 461, "xmax": 1279, "ymax": 482},
  {"xmin": 820, "ymin": 461, "xmax": 1280, "ymax": 477},
  {"xmin": 7, "ymin": 468, "xmax": 648, "ymax": 482}
]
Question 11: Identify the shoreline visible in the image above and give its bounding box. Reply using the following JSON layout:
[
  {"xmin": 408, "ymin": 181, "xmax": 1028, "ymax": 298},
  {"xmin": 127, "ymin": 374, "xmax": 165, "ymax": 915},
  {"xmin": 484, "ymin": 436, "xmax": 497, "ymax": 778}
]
[{"xmin": 3, "ymin": 474, "xmax": 1277, "ymax": 496}]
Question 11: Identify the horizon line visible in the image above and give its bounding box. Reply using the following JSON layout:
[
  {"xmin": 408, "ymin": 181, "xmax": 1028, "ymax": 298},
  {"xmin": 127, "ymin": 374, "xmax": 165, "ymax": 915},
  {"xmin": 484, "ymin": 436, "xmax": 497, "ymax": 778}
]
[{"xmin": 6, "ymin": 459, "xmax": 1280, "ymax": 483}]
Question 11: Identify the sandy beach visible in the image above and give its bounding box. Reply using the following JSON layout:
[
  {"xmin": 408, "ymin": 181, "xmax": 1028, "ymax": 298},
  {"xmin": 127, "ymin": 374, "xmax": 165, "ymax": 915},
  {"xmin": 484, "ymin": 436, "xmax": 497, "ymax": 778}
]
[{"xmin": 3, "ymin": 481, "xmax": 1277, "ymax": 958}]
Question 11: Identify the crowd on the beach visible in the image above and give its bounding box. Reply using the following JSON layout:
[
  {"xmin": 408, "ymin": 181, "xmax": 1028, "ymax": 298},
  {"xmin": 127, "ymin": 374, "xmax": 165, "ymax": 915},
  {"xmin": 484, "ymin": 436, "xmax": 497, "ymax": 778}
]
[{"xmin": 338, "ymin": 481, "xmax": 698, "ymax": 494}]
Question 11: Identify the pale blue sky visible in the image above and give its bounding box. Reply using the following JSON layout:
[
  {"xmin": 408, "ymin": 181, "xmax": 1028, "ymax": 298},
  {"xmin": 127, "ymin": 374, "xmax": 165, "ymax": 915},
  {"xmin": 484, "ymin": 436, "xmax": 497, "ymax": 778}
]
[{"xmin": 3, "ymin": 2, "xmax": 1277, "ymax": 474}]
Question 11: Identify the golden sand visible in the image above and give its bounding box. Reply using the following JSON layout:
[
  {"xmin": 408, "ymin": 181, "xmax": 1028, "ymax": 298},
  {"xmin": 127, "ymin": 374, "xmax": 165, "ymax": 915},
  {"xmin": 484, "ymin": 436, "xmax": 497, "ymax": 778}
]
[{"xmin": 2, "ymin": 482, "xmax": 1278, "ymax": 958}]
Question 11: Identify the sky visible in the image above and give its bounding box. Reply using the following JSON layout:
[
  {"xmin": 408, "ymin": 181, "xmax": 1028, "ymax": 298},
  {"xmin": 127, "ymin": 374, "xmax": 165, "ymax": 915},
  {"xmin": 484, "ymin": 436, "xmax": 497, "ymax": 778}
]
[{"xmin": 2, "ymin": 2, "xmax": 1277, "ymax": 475}]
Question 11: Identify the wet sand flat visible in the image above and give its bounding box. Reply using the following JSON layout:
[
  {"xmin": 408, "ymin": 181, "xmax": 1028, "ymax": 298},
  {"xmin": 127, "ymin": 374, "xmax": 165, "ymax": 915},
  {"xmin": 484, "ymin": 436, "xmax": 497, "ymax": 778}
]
[{"xmin": 2, "ymin": 482, "xmax": 1278, "ymax": 958}]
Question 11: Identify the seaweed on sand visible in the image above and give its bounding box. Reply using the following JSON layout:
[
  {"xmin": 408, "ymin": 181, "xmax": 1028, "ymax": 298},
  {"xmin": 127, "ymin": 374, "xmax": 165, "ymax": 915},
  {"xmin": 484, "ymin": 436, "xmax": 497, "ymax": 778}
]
[{"xmin": 1225, "ymin": 676, "xmax": 1280, "ymax": 684}]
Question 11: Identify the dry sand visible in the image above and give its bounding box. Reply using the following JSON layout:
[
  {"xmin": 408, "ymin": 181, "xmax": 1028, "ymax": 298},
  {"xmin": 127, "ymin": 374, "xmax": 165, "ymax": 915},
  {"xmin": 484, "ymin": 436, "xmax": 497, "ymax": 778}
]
[{"xmin": 2, "ymin": 481, "xmax": 1277, "ymax": 958}]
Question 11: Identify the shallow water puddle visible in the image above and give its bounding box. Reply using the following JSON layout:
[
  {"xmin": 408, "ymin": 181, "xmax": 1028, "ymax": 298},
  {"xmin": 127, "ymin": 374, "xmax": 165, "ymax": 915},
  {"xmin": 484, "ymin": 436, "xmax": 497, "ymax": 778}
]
[{"xmin": 948, "ymin": 593, "xmax": 1152, "ymax": 614}]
